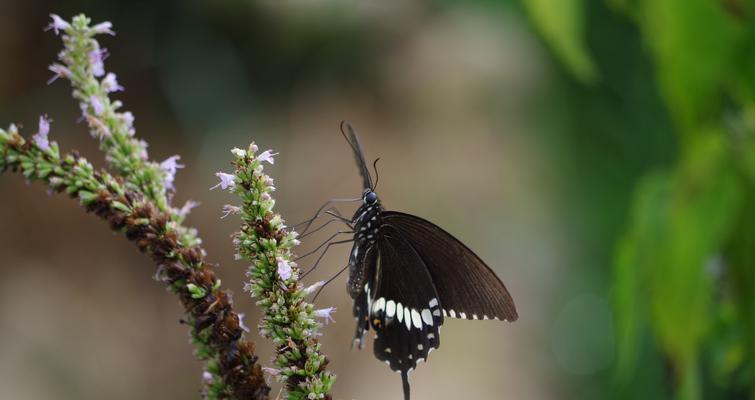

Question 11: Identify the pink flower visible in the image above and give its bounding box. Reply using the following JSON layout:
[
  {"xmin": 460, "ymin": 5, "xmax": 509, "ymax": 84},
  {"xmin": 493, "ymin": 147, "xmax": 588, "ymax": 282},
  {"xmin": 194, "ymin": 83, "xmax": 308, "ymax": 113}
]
[
  {"xmin": 160, "ymin": 155, "xmax": 183, "ymax": 190},
  {"xmin": 313, "ymin": 307, "xmax": 336, "ymax": 325},
  {"xmin": 47, "ymin": 64, "xmax": 72, "ymax": 84},
  {"xmin": 92, "ymin": 21, "xmax": 115, "ymax": 35},
  {"xmin": 257, "ymin": 150, "xmax": 278, "ymax": 165},
  {"xmin": 221, "ymin": 204, "xmax": 241, "ymax": 219},
  {"xmin": 210, "ymin": 172, "xmax": 236, "ymax": 190},
  {"xmin": 102, "ymin": 73, "xmax": 124, "ymax": 92},
  {"xmin": 277, "ymin": 257, "xmax": 292, "ymax": 280},
  {"xmin": 178, "ymin": 200, "xmax": 199, "ymax": 218},
  {"xmin": 303, "ymin": 281, "xmax": 325, "ymax": 296},
  {"xmin": 46, "ymin": 14, "xmax": 70, "ymax": 35},
  {"xmin": 90, "ymin": 95, "xmax": 105, "ymax": 115},
  {"xmin": 260, "ymin": 192, "xmax": 271, "ymax": 201},
  {"xmin": 89, "ymin": 49, "xmax": 108, "ymax": 77},
  {"xmin": 32, "ymin": 115, "xmax": 51, "ymax": 152}
]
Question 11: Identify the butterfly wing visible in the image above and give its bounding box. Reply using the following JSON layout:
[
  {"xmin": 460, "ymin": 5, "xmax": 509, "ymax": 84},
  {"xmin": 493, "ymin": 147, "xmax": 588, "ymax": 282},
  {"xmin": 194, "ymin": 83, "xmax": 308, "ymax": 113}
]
[
  {"xmin": 382, "ymin": 211, "xmax": 518, "ymax": 322},
  {"xmin": 368, "ymin": 225, "xmax": 444, "ymax": 399}
]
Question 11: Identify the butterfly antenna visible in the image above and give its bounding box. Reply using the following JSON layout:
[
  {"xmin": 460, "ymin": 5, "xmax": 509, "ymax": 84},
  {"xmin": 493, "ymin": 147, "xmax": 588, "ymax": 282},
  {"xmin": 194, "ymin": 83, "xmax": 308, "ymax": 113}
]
[
  {"xmin": 401, "ymin": 371, "xmax": 411, "ymax": 400},
  {"xmin": 372, "ymin": 158, "xmax": 381, "ymax": 190},
  {"xmin": 311, "ymin": 263, "xmax": 350, "ymax": 303}
]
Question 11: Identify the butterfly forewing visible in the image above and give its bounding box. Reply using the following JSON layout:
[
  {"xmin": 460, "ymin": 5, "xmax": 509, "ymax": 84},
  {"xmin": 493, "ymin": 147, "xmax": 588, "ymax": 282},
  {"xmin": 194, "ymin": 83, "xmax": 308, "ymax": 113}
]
[{"xmin": 382, "ymin": 211, "xmax": 518, "ymax": 322}]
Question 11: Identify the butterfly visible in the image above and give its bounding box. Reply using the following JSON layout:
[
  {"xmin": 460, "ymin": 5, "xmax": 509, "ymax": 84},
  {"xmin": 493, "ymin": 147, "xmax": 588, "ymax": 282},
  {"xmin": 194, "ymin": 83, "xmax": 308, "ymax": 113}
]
[{"xmin": 340, "ymin": 122, "xmax": 518, "ymax": 399}]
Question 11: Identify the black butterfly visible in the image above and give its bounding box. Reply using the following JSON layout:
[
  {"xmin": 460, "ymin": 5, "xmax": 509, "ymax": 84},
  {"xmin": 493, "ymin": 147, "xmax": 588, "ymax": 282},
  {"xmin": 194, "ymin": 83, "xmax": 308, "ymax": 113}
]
[{"xmin": 340, "ymin": 122, "xmax": 518, "ymax": 399}]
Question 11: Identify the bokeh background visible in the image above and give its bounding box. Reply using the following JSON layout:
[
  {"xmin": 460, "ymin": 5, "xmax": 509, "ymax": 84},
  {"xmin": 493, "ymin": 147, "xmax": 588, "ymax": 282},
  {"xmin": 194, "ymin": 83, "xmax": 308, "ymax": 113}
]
[{"xmin": 2, "ymin": 0, "xmax": 755, "ymax": 399}]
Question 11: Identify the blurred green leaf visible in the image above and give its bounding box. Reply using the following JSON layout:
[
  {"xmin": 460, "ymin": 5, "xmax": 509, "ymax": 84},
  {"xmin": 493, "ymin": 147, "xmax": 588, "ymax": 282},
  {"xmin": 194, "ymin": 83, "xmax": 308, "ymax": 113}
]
[
  {"xmin": 613, "ymin": 133, "xmax": 743, "ymax": 390},
  {"xmin": 637, "ymin": 0, "xmax": 742, "ymax": 135},
  {"xmin": 613, "ymin": 171, "xmax": 670, "ymax": 382},
  {"xmin": 523, "ymin": 0, "xmax": 598, "ymax": 83}
]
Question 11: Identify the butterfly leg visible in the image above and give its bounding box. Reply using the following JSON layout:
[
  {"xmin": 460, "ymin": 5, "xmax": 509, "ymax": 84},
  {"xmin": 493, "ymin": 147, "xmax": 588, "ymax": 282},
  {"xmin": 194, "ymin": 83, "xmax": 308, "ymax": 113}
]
[
  {"xmin": 293, "ymin": 197, "xmax": 361, "ymax": 235},
  {"xmin": 300, "ymin": 238, "xmax": 354, "ymax": 278},
  {"xmin": 299, "ymin": 212, "xmax": 353, "ymax": 239}
]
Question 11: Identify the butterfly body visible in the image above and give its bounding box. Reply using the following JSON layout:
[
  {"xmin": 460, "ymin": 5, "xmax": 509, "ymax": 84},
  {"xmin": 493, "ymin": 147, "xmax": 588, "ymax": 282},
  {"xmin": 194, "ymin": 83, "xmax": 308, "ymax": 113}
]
[{"xmin": 339, "ymin": 123, "xmax": 518, "ymax": 400}]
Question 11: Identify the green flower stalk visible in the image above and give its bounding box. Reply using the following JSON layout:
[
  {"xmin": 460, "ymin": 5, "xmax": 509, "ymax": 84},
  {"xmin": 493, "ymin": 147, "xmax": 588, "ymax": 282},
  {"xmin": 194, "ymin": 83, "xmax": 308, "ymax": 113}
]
[
  {"xmin": 0, "ymin": 14, "xmax": 274, "ymax": 399},
  {"xmin": 48, "ymin": 14, "xmax": 174, "ymax": 213},
  {"xmin": 218, "ymin": 144, "xmax": 335, "ymax": 400}
]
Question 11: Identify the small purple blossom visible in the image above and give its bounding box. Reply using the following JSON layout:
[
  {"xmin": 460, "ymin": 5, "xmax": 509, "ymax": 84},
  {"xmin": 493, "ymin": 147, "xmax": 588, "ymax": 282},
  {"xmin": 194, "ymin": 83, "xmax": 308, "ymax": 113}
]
[
  {"xmin": 102, "ymin": 73, "xmax": 124, "ymax": 92},
  {"xmin": 303, "ymin": 281, "xmax": 326, "ymax": 296},
  {"xmin": 277, "ymin": 257, "xmax": 292, "ymax": 280},
  {"xmin": 261, "ymin": 367, "xmax": 280, "ymax": 376},
  {"xmin": 260, "ymin": 192, "xmax": 271, "ymax": 201},
  {"xmin": 46, "ymin": 14, "xmax": 70, "ymax": 35},
  {"xmin": 250, "ymin": 143, "xmax": 259, "ymax": 153},
  {"xmin": 265, "ymin": 176, "xmax": 274, "ymax": 187},
  {"xmin": 89, "ymin": 49, "xmax": 108, "ymax": 77},
  {"xmin": 47, "ymin": 64, "xmax": 72, "ymax": 84},
  {"xmin": 160, "ymin": 155, "xmax": 184, "ymax": 190},
  {"xmin": 32, "ymin": 115, "xmax": 51, "ymax": 152},
  {"xmin": 237, "ymin": 313, "xmax": 250, "ymax": 333},
  {"xmin": 257, "ymin": 150, "xmax": 278, "ymax": 165},
  {"xmin": 90, "ymin": 95, "xmax": 105, "ymax": 115},
  {"xmin": 136, "ymin": 139, "xmax": 149, "ymax": 159},
  {"xmin": 231, "ymin": 147, "xmax": 246, "ymax": 157},
  {"xmin": 178, "ymin": 200, "xmax": 199, "ymax": 218},
  {"xmin": 221, "ymin": 204, "xmax": 241, "ymax": 219},
  {"xmin": 210, "ymin": 172, "xmax": 236, "ymax": 190},
  {"xmin": 202, "ymin": 371, "xmax": 213, "ymax": 384},
  {"xmin": 92, "ymin": 21, "xmax": 115, "ymax": 35},
  {"xmin": 313, "ymin": 307, "xmax": 336, "ymax": 325}
]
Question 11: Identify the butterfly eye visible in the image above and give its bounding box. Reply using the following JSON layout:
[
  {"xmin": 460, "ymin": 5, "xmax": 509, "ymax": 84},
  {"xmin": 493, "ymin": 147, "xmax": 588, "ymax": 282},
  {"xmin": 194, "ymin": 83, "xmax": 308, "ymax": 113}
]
[{"xmin": 365, "ymin": 191, "xmax": 378, "ymax": 204}]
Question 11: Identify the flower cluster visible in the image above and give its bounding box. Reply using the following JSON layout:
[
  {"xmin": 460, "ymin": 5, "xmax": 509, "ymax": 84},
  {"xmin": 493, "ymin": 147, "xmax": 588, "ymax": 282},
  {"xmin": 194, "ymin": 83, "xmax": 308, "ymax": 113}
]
[
  {"xmin": 47, "ymin": 14, "xmax": 187, "ymax": 216},
  {"xmin": 216, "ymin": 145, "xmax": 335, "ymax": 400},
  {"xmin": 0, "ymin": 14, "xmax": 272, "ymax": 399}
]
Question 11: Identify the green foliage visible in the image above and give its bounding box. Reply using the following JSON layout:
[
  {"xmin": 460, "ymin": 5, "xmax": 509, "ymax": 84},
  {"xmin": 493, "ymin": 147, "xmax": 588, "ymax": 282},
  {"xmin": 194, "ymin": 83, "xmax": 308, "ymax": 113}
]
[
  {"xmin": 526, "ymin": 0, "xmax": 755, "ymax": 398},
  {"xmin": 523, "ymin": 0, "xmax": 597, "ymax": 83}
]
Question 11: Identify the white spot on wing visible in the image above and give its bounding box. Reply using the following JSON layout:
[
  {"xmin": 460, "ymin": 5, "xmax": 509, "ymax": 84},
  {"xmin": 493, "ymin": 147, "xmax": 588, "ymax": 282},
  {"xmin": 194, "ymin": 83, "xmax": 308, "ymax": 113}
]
[
  {"xmin": 449, "ymin": 309, "xmax": 457, "ymax": 318},
  {"xmin": 421, "ymin": 309, "xmax": 433, "ymax": 326},
  {"xmin": 411, "ymin": 309, "xmax": 422, "ymax": 329},
  {"xmin": 404, "ymin": 307, "xmax": 411, "ymax": 330},
  {"xmin": 397, "ymin": 303, "xmax": 404, "ymax": 323},
  {"xmin": 373, "ymin": 297, "xmax": 386, "ymax": 314},
  {"xmin": 386, "ymin": 301, "xmax": 396, "ymax": 318},
  {"xmin": 429, "ymin": 298, "xmax": 439, "ymax": 307},
  {"xmin": 459, "ymin": 312, "xmax": 467, "ymax": 319}
]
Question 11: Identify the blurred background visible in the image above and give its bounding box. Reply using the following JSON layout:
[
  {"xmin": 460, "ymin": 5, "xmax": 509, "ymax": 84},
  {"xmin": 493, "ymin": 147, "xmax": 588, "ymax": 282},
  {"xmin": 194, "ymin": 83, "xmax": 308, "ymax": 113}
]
[{"xmin": 1, "ymin": 0, "xmax": 755, "ymax": 399}]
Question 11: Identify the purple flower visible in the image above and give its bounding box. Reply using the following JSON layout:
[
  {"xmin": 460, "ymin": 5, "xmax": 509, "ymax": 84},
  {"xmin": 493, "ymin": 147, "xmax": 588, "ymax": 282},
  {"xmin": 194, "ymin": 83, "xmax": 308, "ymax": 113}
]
[
  {"xmin": 210, "ymin": 172, "xmax": 236, "ymax": 190},
  {"xmin": 265, "ymin": 176, "xmax": 275, "ymax": 187},
  {"xmin": 313, "ymin": 307, "xmax": 336, "ymax": 325},
  {"xmin": 231, "ymin": 147, "xmax": 245, "ymax": 157},
  {"xmin": 260, "ymin": 192, "xmax": 271, "ymax": 201},
  {"xmin": 89, "ymin": 49, "xmax": 108, "ymax": 77},
  {"xmin": 261, "ymin": 367, "xmax": 280, "ymax": 376},
  {"xmin": 46, "ymin": 14, "xmax": 70, "ymax": 35},
  {"xmin": 47, "ymin": 64, "xmax": 72, "ymax": 84},
  {"xmin": 178, "ymin": 200, "xmax": 199, "ymax": 218},
  {"xmin": 32, "ymin": 115, "xmax": 51, "ymax": 152},
  {"xmin": 221, "ymin": 204, "xmax": 241, "ymax": 219},
  {"xmin": 237, "ymin": 313, "xmax": 250, "ymax": 333},
  {"xmin": 160, "ymin": 155, "xmax": 184, "ymax": 190},
  {"xmin": 90, "ymin": 95, "xmax": 105, "ymax": 115},
  {"xmin": 276, "ymin": 257, "xmax": 292, "ymax": 280},
  {"xmin": 136, "ymin": 139, "xmax": 149, "ymax": 159},
  {"xmin": 102, "ymin": 73, "xmax": 124, "ymax": 92},
  {"xmin": 303, "ymin": 280, "xmax": 325, "ymax": 296},
  {"xmin": 257, "ymin": 150, "xmax": 278, "ymax": 165},
  {"xmin": 92, "ymin": 21, "xmax": 115, "ymax": 35},
  {"xmin": 202, "ymin": 371, "xmax": 213, "ymax": 384}
]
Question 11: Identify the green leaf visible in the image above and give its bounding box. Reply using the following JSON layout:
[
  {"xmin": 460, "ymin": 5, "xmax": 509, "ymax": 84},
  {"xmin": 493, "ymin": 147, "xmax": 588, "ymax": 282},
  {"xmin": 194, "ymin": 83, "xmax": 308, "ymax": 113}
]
[
  {"xmin": 523, "ymin": 0, "xmax": 598, "ymax": 83},
  {"xmin": 613, "ymin": 132, "xmax": 743, "ymax": 385},
  {"xmin": 637, "ymin": 0, "xmax": 742, "ymax": 134},
  {"xmin": 612, "ymin": 171, "xmax": 671, "ymax": 382}
]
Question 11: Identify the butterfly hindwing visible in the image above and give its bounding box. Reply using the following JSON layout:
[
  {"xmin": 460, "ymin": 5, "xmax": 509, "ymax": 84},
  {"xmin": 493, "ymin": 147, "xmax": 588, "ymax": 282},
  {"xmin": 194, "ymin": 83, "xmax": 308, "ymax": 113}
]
[
  {"xmin": 369, "ymin": 225, "xmax": 444, "ymax": 374},
  {"xmin": 382, "ymin": 211, "xmax": 518, "ymax": 322}
]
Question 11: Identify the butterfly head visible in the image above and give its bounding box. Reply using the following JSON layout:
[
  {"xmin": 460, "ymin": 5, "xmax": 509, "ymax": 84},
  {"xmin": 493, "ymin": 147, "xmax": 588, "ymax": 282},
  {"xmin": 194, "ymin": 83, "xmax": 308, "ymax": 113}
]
[{"xmin": 363, "ymin": 189, "xmax": 379, "ymax": 205}]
